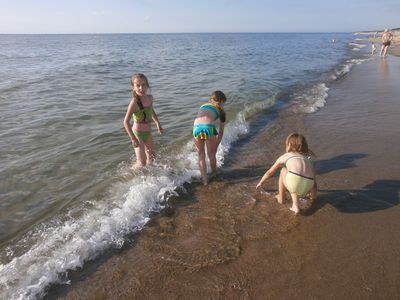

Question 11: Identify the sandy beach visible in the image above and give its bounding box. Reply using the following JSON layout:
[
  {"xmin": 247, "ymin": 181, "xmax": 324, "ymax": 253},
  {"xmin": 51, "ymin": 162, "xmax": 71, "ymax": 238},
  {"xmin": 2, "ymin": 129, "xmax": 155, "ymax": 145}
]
[{"xmin": 47, "ymin": 55, "xmax": 400, "ymax": 300}]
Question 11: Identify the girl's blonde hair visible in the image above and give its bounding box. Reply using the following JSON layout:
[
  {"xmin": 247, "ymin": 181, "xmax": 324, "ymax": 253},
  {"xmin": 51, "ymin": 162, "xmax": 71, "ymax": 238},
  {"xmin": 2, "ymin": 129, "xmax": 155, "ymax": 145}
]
[{"xmin": 286, "ymin": 133, "xmax": 313, "ymax": 155}]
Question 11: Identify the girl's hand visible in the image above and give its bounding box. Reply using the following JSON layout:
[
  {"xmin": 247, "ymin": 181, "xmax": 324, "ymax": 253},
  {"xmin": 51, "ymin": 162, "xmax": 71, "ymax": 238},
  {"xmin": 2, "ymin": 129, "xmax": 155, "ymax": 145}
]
[
  {"xmin": 131, "ymin": 138, "xmax": 139, "ymax": 148},
  {"xmin": 255, "ymin": 182, "xmax": 262, "ymax": 190},
  {"xmin": 157, "ymin": 126, "xmax": 164, "ymax": 135}
]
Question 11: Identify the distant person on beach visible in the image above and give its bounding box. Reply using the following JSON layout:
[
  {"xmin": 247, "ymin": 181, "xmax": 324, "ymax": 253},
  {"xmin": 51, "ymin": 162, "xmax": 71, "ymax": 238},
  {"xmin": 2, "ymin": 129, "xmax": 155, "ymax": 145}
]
[
  {"xmin": 371, "ymin": 41, "xmax": 377, "ymax": 55},
  {"xmin": 123, "ymin": 73, "xmax": 163, "ymax": 168},
  {"xmin": 193, "ymin": 91, "xmax": 227, "ymax": 185},
  {"xmin": 256, "ymin": 133, "xmax": 317, "ymax": 214},
  {"xmin": 380, "ymin": 29, "xmax": 393, "ymax": 57}
]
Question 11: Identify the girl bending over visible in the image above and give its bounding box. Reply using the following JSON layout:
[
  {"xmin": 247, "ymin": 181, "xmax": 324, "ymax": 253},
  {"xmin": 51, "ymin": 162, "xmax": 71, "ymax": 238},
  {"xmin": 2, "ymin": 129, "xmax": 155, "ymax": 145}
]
[
  {"xmin": 193, "ymin": 91, "xmax": 227, "ymax": 185},
  {"xmin": 256, "ymin": 133, "xmax": 317, "ymax": 214}
]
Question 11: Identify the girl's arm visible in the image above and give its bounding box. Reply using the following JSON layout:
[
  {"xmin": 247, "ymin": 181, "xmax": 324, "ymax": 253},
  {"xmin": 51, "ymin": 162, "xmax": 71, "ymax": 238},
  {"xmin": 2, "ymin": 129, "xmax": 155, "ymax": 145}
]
[
  {"xmin": 152, "ymin": 109, "xmax": 163, "ymax": 134},
  {"xmin": 123, "ymin": 100, "xmax": 139, "ymax": 147},
  {"xmin": 255, "ymin": 155, "xmax": 285, "ymax": 189},
  {"xmin": 216, "ymin": 121, "xmax": 225, "ymax": 146}
]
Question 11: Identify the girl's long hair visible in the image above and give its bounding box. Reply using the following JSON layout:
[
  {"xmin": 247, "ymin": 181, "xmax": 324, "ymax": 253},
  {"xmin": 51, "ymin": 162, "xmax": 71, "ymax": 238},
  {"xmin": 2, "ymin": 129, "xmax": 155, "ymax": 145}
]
[
  {"xmin": 286, "ymin": 133, "xmax": 314, "ymax": 156},
  {"xmin": 131, "ymin": 73, "xmax": 149, "ymax": 121}
]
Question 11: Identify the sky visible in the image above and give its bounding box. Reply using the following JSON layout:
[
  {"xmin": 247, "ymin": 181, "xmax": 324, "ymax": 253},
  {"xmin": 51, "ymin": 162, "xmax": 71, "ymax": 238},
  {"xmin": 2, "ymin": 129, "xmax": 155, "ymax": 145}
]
[{"xmin": 0, "ymin": 0, "xmax": 399, "ymax": 34}]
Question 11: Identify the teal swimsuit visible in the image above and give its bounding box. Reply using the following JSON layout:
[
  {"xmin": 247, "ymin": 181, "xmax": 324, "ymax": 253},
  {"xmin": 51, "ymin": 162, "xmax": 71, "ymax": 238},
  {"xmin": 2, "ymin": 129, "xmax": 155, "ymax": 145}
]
[
  {"xmin": 198, "ymin": 103, "xmax": 221, "ymax": 120},
  {"xmin": 192, "ymin": 103, "xmax": 223, "ymax": 140}
]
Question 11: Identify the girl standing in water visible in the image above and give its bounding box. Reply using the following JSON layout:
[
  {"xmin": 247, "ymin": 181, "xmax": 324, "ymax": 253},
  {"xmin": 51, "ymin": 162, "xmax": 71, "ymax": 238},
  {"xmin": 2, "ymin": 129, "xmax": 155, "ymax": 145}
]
[
  {"xmin": 193, "ymin": 91, "xmax": 227, "ymax": 185},
  {"xmin": 256, "ymin": 133, "xmax": 317, "ymax": 214},
  {"xmin": 124, "ymin": 73, "xmax": 163, "ymax": 168}
]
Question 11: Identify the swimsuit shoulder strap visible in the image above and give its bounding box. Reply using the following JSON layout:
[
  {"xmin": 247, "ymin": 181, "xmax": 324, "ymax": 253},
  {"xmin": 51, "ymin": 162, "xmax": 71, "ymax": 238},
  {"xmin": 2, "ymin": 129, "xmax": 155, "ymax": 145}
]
[{"xmin": 284, "ymin": 155, "xmax": 309, "ymax": 166}]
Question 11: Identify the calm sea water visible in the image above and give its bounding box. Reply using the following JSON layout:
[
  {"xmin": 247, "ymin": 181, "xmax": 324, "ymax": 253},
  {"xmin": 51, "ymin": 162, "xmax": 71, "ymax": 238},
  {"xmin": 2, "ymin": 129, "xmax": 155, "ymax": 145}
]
[{"xmin": 0, "ymin": 33, "xmax": 369, "ymax": 299}]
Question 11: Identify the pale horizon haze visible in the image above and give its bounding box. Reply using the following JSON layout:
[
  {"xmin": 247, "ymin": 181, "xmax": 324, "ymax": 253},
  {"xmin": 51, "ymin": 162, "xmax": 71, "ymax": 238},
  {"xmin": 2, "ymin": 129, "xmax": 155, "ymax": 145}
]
[{"xmin": 0, "ymin": 0, "xmax": 399, "ymax": 34}]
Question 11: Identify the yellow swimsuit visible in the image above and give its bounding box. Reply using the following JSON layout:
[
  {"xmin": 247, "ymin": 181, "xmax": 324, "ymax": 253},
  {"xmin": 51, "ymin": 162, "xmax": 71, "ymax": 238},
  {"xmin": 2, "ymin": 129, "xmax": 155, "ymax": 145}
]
[{"xmin": 284, "ymin": 156, "xmax": 315, "ymax": 196}]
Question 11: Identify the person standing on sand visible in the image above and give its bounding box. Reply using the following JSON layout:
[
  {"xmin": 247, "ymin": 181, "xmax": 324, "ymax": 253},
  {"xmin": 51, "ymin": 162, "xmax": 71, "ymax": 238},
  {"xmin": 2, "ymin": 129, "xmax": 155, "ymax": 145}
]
[
  {"xmin": 123, "ymin": 73, "xmax": 164, "ymax": 168},
  {"xmin": 380, "ymin": 29, "xmax": 393, "ymax": 57},
  {"xmin": 256, "ymin": 133, "xmax": 317, "ymax": 214},
  {"xmin": 192, "ymin": 91, "xmax": 227, "ymax": 186}
]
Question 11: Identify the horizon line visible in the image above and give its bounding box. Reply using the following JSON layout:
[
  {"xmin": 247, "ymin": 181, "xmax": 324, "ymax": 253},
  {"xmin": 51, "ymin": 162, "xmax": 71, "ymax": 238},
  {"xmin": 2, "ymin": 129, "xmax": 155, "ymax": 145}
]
[{"xmin": 0, "ymin": 31, "xmax": 353, "ymax": 35}]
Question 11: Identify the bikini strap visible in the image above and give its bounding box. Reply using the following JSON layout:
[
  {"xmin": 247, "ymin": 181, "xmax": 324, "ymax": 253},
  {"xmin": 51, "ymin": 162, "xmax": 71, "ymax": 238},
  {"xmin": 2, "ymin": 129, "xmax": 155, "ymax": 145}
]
[{"xmin": 284, "ymin": 155, "xmax": 309, "ymax": 166}]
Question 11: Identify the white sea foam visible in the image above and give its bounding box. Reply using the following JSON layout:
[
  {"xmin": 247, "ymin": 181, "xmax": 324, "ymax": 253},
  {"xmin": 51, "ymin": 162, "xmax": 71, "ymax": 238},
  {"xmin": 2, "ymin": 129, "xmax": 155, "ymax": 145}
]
[
  {"xmin": 330, "ymin": 58, "xmax": 365, "ymax": 80},
  {"xmin": 291, "ymin": 83, "xmax": 329, "ymax": 113},
  {"xmin": 291, "ymin": 56, "xmax": 367, "ymax": 114},
  {"xmin": 0, "ymin": 32, "xmax": 365, "ymax": 299},
  {"xmin": 349, "ymin": 42, "xmax": 366, "ymax": 51},
  {"xmin": 0, "ymin": 103, "xmax": 252, "ymax": 300}
]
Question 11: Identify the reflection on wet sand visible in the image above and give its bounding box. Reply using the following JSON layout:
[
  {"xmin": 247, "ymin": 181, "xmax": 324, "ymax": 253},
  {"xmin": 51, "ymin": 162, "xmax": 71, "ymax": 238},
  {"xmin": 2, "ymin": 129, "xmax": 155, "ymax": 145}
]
[{"xmin": 379, "ymin": 57, "xmax": 389, "ymax": 78}]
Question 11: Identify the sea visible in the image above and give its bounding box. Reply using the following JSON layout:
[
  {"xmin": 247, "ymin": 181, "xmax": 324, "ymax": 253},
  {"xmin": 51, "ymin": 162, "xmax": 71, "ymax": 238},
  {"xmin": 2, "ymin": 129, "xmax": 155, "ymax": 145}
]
[{"xmin": 0, "ymin": 33, "xmax": 371, "ymax": 299}]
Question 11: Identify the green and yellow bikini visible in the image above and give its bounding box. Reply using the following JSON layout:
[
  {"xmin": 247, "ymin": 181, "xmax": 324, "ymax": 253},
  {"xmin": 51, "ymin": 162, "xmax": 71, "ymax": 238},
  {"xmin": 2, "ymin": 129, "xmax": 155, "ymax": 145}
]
[{"xmin": 132, "ymin": 105, "xmax": 153, "ymax": 142}]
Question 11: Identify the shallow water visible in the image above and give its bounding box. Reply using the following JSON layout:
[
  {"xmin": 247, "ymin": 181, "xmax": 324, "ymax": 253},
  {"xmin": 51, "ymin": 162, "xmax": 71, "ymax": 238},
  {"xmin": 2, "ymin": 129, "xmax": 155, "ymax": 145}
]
[{"xmin": 0, "ymin": 32, "xmax": 369, "ymax": 299}]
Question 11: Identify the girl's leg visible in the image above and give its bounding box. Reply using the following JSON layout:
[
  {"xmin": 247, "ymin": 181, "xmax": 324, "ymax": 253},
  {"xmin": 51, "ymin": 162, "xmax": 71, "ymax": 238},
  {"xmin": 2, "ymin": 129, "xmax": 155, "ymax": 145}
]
[
  {"xmin": 310, "ymin": 181, "xmax": 317, "ymax": 199},
  {"xmin": 276, "ymin": 168, "xmax": 287, "ymax": 204},
  {"xmin": 133, "ymin": 142, "xmax": 147, "ymax": 168},
  {"xmin": 308, "ymin": 180, "xmax": 317, "ymax": 207},
  {"xmin": 143, "ymin": 136, "xmax": 156, "ymax": 165},
  {"xmin": 289, "ymin": 193, "xmax": 300, "ymax": 214},
  {"xmin": 205, "ymin": 137, "xmax": 218, "ymax": 177},
  {"xmin": 194, "ymin": 138, "xmax": 208, "ymax": 185}
]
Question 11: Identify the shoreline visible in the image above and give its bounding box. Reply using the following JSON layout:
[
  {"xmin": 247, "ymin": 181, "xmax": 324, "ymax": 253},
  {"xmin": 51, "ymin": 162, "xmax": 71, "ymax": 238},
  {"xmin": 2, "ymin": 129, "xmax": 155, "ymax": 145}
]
[
  {"xmin": 50, "ymin": 56, "xmax": 400, "ymax": 300},
  {"xmin": 361, "ymin": 29, "xmax": 400, "ymax": 57}
]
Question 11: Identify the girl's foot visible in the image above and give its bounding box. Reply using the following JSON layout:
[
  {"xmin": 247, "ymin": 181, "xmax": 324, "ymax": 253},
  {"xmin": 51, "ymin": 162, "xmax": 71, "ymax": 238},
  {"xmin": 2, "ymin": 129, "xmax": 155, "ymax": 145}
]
[
  {"xmin": 289, "ymin": 206, "xmax": 300, "ymax": 214},
  {"xmin": 202, "ymin": 178, "xmax": 208, "ymax": 186},
  {"xmin": 275, "ymin": 194, "xmax": 284, "ymax": 204},
  {"xmin": 131, "ymin": 163, "xmax": 144, "ymax": 170}
]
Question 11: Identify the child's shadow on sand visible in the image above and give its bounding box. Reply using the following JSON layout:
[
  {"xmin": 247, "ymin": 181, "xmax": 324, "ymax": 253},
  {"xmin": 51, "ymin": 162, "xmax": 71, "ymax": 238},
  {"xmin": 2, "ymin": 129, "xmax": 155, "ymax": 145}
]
[
  {"xmin": 314, "ymin": 153, "xmax": 367, "ymax": 175},
  {"xmin": 306, "ymin": 153, "xmax": 399, "ymax": 214},
  {"xmin": 307, "ymin": 180, "xmax": 400, "ymax": 215}
]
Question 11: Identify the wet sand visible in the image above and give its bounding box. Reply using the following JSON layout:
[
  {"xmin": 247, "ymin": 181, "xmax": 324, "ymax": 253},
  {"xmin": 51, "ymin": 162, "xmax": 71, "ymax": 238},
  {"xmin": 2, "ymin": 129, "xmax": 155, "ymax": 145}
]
[{"xmin": 52, "ymin": 56, "xmax": 400, "ymax": 299}]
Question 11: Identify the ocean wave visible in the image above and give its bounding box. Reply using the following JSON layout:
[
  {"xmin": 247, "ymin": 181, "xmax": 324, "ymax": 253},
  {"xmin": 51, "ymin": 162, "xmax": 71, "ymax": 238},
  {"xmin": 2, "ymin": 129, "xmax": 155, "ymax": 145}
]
[
  {"xmin": 0, "ymin": 32, "xmax": 362, "ymax": 299},
  {"xmin": 349, "ymin": 42, "xmax": 366, "ymax": 51},
  {"xmin": 291, "ymin": 83, "xmax": 329, "ymax": 113},
  {"xmin": 330, "ymin": 58, "xmax": 365, "ymax": 80},
  {"xmin": 0, "ymin": 105, "xmax": 251, "ymax": 300}
]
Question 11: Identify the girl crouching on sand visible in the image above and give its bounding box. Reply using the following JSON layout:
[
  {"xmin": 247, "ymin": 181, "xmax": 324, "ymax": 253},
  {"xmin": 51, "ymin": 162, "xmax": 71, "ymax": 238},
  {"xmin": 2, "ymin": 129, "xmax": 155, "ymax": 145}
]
[
  {"xmin": 124, "ymin": 73, "xmax": 163, "ymax": 168},
  {"xmin": 193, "ymin": 91, "xmax": 227, "ymax": 185},
  {"xmin": 256, "ymin": 133, "xmax": 317, "ymax": 214}
]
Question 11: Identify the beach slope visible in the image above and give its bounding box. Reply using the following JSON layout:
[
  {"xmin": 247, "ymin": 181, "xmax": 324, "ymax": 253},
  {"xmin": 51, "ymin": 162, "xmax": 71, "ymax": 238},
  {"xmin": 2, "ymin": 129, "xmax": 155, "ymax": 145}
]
[{"xmin": 54, "ymin": 56, "xmax": 400, "ymax": 300}]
